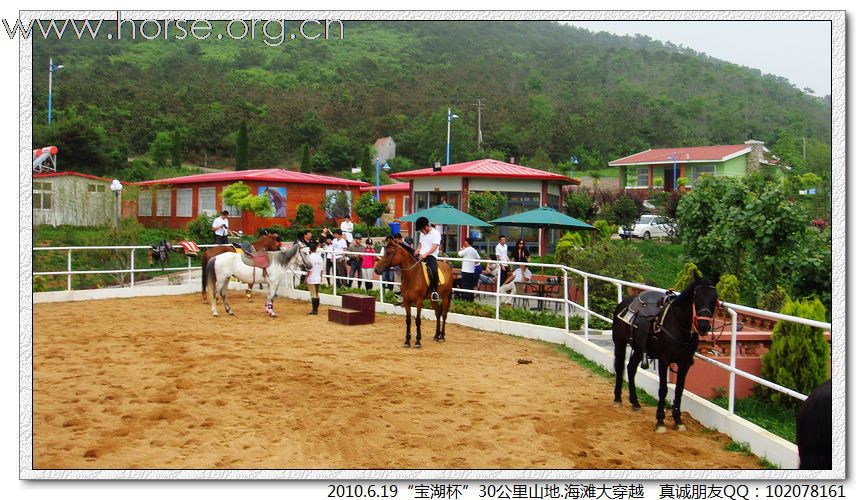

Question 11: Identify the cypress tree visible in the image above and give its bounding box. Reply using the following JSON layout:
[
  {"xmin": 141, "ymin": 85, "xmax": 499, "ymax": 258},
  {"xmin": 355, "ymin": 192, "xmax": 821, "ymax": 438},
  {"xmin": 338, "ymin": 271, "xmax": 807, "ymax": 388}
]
[
  {"xmin": 300, "ymin": 143, "xmax": 311, "ymax": 173},
  {"xmin": 236, "ymin": 121, "xmax": 249, "ymax": 171}
]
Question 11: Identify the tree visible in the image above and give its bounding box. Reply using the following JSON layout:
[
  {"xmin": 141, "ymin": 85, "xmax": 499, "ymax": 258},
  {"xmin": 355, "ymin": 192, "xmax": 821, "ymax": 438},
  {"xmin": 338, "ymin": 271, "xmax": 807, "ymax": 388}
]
[
  {"xmin": 467, "ymin": 191, "xmax": 506, "ymax": 236},
  {"xmin": 564, "ymin": 189, "xmax": 595, "ymax": 221},
  {"xmin": 170, "ymin": 129, "xmax": 183, "ymax": 168},
  {"xmin": 354, "ymin": 192, "xmax": 388, "ymax": 226},
  {"xmin": 294, "ymin": 203, "xmax": 314, "ymax": 227},
  {"xmin": 611, "ymin": 195, "xmax": 639, "ymax": 234},
  {"xmin": 321, "ymin": 191, "xmax": 351, "ymax": 221},
  {"xmin": 759, "ymin": 298, "xmax": 829, "ymax": 406},
  {"xmin": 300, "ymin": 143, "xmax": 311, "ymax": 173},
  {"xmin": 293, "ymin": 111, "xmax": 327, "ymax": 148},
  {"xmin": 221, "ymin": 182, "xmax": 274, "ymax": 216},
  {"xmin": 236, "ymin": 121, "xmax": 249, "ymax": 170},
  {"xmin": 148, "ymin": 131, "xmax": 173, "ymax": 168},
  {"xmin": 311, "ymin": 133, "xmax": 357, "ymax": 173}
]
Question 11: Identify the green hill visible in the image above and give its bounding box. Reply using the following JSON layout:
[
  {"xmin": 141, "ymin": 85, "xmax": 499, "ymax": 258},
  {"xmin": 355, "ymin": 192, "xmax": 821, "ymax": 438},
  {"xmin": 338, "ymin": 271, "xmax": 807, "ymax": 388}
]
[{"xmin": 32, "ymin": 20, "xmax": 831, "ymax": 181}]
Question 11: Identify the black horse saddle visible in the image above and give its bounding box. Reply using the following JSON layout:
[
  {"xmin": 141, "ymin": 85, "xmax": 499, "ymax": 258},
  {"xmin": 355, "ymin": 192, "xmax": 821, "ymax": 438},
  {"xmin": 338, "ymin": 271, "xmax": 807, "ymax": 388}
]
[{"xmin": 617, "ymin": 290, "xmax": 673, "ymax": 327}]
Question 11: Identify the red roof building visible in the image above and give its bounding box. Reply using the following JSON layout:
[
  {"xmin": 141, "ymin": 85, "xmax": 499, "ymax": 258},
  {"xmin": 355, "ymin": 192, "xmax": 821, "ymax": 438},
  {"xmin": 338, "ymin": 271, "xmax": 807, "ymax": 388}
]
[
  {"xmin": 609, "ymin": 140, "xmax": 782, "ymax": 193},
  {"xmin": 135, "ymin": 169, "xmax": 368, "ymax": 237},
  {"xmin": 390, "ymin": 159, "xmax": 579, "ymax": 256}
]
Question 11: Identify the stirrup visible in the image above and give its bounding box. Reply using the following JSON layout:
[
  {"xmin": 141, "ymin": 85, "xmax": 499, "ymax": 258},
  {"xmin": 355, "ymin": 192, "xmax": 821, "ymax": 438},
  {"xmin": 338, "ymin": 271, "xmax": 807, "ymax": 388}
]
[{"xmin": 430, "ymin": 291, "xmax": 440, "ymax": 302}]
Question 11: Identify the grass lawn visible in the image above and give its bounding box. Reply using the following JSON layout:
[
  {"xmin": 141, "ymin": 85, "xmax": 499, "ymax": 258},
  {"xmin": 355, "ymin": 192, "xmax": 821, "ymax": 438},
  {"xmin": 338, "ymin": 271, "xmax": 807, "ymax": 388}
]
[
  {"xmin": 711, "ymin": 396, "xmax": 797, "ymax": 443},
  {"xmin": 612, "ymin": 239, "xmax": 684, "ymax": 289}
]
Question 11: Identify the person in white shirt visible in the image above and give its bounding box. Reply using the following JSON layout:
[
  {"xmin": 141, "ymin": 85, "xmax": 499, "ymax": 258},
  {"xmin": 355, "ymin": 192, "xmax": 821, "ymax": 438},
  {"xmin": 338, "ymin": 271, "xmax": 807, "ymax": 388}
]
[
  {"xmin": 501, "ymin": 263, "xmax": 533, "ymax": 306},
  {"xmin": 321, "ymin": 235, "xmax": 335, "ymax": 287},
  {"xmin": 495, "ymin": 234, "xmax": 510, "ymax": 285},
  {"xmin": 340, "ymin": 217, "xmax": 354, "ymax": 243},
  {"xmin": 332, "ymin": 229, "xmax": 348, "ymax": 287},
  {"xmin": 305, "ymin": 241, "xmax": 324, "ymax": 315},
  {"xmin": 212, "ymin": 210, "xmax": 230, "ymax": 244},
  {"xmin": 457, "ymin": 237, "xmax": 481, "ymax": 301},
  {"xmin": 414, "ymin": 216, "xmax": 442, "ymax": 302}
]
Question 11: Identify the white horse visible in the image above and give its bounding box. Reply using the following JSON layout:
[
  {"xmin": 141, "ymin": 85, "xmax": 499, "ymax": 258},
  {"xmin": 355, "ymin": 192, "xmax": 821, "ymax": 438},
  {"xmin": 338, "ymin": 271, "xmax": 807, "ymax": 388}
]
[
  {"xmin": 206, "ymin": 243, "xmax": 311, "ymax": 317},
  {"xmin": 285, "ymin": 244, "xmax": 311, "ymax": 290}
]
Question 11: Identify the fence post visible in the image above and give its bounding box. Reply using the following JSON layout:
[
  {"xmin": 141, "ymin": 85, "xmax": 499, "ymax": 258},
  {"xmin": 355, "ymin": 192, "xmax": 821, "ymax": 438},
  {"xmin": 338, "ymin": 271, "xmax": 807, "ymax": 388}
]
[
  {"xmin": 617, "ymin": 283, "xmax": 623, "ymax": 304},
  {"xmin": 67, "ymin": 249, "xmax": 72, "ymax": 291},
  {"xmin": 728, "ymin": 308, "xmax": 739, "ymax": 414},
  {"xmin": 563, "ymin": 270, "xmax": 569, "ymax": 334},
  {"xmin": 130, "ymin": 249, "xmax": 135, "ymax": 288},
  {"xmin": 583, "ymin": 274, "xmax": 589, "ymax": 339},
  {"xmin": 332, "ymin": 253, "xmax": 338, "ymax": 297},
  {"xmin": 187, "ymin": 256, "xmax": 192, "ymax": 283},
  {"xmin": 495, "ymin": 265, "xmax": 501, "ymax": 321},
  {"xmin": 379, "ymin": 271, "xmax": 384, "ymax": 304}
]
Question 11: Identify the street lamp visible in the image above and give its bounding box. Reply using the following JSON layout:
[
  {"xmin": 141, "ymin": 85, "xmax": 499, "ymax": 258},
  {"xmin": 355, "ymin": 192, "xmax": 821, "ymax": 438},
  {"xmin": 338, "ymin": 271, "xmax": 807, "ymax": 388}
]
[
  {"xmin": 48, "ymin": 57, "xmax": 64, "ymax": 126},
  {"xmin": 109, "ymin": 179, "xmax": 123, "ymax": 229},
  {"xmin": 446, "ymin": 107, "xmax": 459, "ymax": 166},
  {"xmin": 667, "ymin": 152, "xmax": 680, "ymax": 191},
  {"xmin": 375, "ymin": 158, "xmax": 390, "ymax": 226},
  {"xmin": 569, "ymin": 155, "xmax": 579, "ymax": 179}
]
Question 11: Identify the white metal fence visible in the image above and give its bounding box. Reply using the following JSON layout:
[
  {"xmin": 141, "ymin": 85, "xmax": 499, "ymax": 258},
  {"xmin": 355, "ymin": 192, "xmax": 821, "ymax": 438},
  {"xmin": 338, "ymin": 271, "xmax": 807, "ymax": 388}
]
[{"xmin": 33, "ymin": 244, "xmax": 831, "ymax": 420}]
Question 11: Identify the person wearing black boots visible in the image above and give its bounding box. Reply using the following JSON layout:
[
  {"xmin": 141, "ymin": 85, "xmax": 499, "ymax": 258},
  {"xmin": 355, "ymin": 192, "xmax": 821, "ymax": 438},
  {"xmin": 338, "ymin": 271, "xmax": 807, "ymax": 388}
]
[{"xmin": 306, "ymin": 241, "xmax": 323, "ymax": 315}]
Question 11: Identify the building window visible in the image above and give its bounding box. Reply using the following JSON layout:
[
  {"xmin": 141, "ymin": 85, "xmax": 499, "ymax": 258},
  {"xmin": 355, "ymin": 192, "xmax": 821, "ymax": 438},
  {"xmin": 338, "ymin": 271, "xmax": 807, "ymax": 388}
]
[
  {"xmin": 176, "ymin": 188, "xmax": 192, "ymax": 217},
  {"xmin": 689, "ymin": 164, "xmax": 716, "ymax": 184},
  {"xmin": 87, "ymin": 183, "xmax": 106, "ymax": 193},
  {"xmin": 138, "ymin": 190, "xmax": 152, "ymax": 216},
  {"xmin": 415, "ymin": 191, "xmax": 460, "ymax": 211},
  {"xmin": 155, "ymin": 189, "xmax": 172, "ymax": 216},
  {"xmin": 636, "ymin": 167, "xmax": 649, "ymax": 187},
  {"xmin": 403, "ymin": 196, "xmax": 410, "ymax": 215},
  {"xmin": 198, "ymin": 187, "xmax": 216, "ymax": 215},
  {"xmin": 33, "ymin": 181, "xmax": 53, "ymax": 210},
  {"xmin": 547, "ymin": 194, "xmax": 560, "ymax": 209}
]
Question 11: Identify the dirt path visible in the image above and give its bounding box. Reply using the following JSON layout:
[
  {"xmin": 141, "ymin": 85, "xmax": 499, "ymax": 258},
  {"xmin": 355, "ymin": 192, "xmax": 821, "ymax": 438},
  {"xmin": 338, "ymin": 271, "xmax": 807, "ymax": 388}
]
[{"xmin": 32, "ymin": 293, "xmax": 763, "ymax": 470}]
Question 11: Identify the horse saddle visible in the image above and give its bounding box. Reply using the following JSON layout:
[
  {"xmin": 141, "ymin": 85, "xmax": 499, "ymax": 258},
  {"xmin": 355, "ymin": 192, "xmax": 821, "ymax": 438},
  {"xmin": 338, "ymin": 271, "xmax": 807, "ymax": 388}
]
[
  {"xmin": 421, "ymin": 265, "xmax": 446, "ymax": 288},
  {"xmin": 240, "ymin": 251, "xmax": 271, "ymax": 269},
  {"xmin": 149, "ymin": 240, "xmax": 172, "ymax": 263},
  {"xmin": 617, "ymin": 290, "xmax": 675, "ymax": 328}
]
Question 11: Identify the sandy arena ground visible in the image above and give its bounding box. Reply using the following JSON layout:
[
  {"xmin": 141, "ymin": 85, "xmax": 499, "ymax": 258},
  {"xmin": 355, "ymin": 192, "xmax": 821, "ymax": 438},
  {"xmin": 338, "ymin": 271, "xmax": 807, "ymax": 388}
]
[{"xmin": 32, "ymin": 292, "xmax": 764, "ymax": 470}]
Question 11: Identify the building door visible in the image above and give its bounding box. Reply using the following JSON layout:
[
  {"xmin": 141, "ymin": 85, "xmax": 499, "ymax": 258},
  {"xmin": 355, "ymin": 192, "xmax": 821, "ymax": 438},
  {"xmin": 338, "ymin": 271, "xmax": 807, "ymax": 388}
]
[{"xmin": 664, "ymin": 168, "xmax": 675, "ymax": 192}]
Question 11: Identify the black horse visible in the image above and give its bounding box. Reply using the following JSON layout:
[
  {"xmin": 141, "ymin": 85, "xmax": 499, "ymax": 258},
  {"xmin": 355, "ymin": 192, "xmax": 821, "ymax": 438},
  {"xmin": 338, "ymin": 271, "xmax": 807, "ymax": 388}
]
[
  {"xmin": 796, "ymin": 379, "xmax": 831, "ymax": 469},
  {"xmin": 612, "ymin": 273, "xmax": 719, "ymax": 432}
]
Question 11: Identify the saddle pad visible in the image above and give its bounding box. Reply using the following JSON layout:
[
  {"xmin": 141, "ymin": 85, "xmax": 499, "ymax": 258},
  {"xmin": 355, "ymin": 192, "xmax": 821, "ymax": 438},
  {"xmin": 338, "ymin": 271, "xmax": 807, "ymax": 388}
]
[
  {"xmin": 240, "ymin": 252, "xmax": 270, "ymax": 268},
  {"xmin": 177, "ymin": 241, "xmax": 199, "ymax": 255},
  {"xmin": 422, "ymin": 266, "xmax": 446, "ymax": 287}
]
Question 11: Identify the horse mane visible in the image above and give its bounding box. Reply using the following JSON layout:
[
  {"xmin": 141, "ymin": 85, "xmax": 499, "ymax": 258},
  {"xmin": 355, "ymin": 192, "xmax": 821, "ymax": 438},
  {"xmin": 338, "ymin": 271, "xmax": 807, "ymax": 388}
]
[
  {"xmin": 393, "ymin": 241, "xmax": 417, "ymax": 261},
  {"xmin": 672, "ymin": 276, "xmax": 708, "ymax": 305}
]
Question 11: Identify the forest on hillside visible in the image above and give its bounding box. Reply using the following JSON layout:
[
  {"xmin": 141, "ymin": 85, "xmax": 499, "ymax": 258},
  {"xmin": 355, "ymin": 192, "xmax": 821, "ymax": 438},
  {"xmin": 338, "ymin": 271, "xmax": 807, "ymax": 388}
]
[{"xmin": 32, "ymin": 20, "xmax": 831, "ymax": 182}]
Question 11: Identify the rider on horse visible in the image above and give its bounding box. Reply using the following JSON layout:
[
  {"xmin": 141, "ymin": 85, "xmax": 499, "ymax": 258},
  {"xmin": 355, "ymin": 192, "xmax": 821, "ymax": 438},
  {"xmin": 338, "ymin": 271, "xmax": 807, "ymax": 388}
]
[{"xmin": 415, "ymin": 216, "xmax": 442, "ymax": 302}]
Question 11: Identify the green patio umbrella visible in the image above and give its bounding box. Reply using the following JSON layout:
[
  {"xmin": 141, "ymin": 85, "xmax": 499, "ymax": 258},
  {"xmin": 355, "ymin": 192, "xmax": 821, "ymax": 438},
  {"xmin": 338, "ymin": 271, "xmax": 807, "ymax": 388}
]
[
  {"xmin": 489, "ymin": 206, "xmax": 594, "ymax": 230},
  {"xmin": 398, "ymin": 203, "xmax": 492, "ymax": 227},
  {"xmin": 490, "ymin": 206, "xmax": 593, "ymax": 257}
]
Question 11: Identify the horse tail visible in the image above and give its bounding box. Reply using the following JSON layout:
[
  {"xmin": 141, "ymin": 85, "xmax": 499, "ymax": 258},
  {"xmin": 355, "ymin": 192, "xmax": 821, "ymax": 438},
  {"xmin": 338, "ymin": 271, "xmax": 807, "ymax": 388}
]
[
  {"xmin": 797, "ymin": 379, "xmax": 832, "ymax": 469},
  {"xmin": 205, "ymin": 256, "xmax": 218, "ymax": 303},
  {"xmin": 201, "ymin": 253, "xmax": 209, "ymax": 296}
]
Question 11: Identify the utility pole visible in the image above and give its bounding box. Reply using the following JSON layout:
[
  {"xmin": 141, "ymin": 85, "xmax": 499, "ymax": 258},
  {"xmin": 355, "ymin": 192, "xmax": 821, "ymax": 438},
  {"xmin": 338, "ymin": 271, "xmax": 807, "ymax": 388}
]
[{"xmin": 476, "ymin": 98, "xmax": 484, "ymax": 150}]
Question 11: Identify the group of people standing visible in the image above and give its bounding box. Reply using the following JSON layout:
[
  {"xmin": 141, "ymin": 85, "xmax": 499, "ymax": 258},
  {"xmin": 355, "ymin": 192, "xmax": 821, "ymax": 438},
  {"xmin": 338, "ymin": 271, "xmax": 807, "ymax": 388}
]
[{"xmin": 455, "ymin": 234, "xmax": 531, "ymax": 303}]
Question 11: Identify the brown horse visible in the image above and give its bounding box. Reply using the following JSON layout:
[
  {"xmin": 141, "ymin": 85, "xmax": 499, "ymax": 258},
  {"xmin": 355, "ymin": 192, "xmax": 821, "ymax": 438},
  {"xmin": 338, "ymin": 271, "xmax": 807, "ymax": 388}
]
[
  {"xmin": 200, "ymin": 233, "xmax": 282, "ymax": 302},
  {"xmin": 374, "ymin": 239, "xmax": 453, "ymax": 348}
]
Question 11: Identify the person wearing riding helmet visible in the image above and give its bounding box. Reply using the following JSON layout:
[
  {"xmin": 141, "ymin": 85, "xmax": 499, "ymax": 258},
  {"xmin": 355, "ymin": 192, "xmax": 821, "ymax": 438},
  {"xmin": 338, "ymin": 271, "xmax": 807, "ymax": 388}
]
[{"xmin": 414, "ymin": 216, "xmax": 442, "ymax": 302}]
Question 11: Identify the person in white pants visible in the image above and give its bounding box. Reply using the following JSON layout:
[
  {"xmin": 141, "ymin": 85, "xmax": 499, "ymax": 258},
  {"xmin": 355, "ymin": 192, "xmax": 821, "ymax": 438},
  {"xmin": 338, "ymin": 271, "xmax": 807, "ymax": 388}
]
[{"xmin": 500, "ymin": 264, "xmax": 532, "ymax": 306}]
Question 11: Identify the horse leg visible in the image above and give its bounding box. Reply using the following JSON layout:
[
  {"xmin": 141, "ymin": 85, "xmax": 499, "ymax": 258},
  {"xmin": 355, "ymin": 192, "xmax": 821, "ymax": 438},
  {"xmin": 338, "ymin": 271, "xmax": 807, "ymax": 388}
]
[
  {"xmin": 439, "ymin": 293, "xmax": 450, "ymax": 342},
  {"xmin": 655, "ymin": 360, "xmax": 670, "ymax": 432},
  {"xmin": 613, "ymin": 337, "xmax": 626, "ymax": 406},
  {"xmin": 246, "ymin": 284, "xmax": 253, "ymax": 302},
  {"xmin": 414, "ymin": 300, "xmax": 422, "ymax": 348},
  {"xmin": 433, "ymin": 303, "xmax": 442, "ymax": 341},
  {"xmin": 221, "ymin": 278, "xmax": 233, "ymax": 315},
  {"xmin": 672, "ymin": 361, "xmax": 692, "ymax": 431},
  {"xmin": 404, "ymin": 304, "xmax": 412, "ymax": 348},
  {"xmin": 626, "ymin": 349, "xmax": 641, "ymax": 410},
  {"xmin": 209, "ymin": 277, "xmax": 219, "ymax": 317},
  {"xmin": 265, "ymin": 283, "xmax": 277, "ymax": 317}
]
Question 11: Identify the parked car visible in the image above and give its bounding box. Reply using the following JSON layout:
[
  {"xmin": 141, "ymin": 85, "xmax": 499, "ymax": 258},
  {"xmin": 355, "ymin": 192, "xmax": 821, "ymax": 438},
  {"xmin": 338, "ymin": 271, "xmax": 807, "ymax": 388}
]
[{"xmin": 619, "ymin": 214, "xmax": 678, "ymax": 240}]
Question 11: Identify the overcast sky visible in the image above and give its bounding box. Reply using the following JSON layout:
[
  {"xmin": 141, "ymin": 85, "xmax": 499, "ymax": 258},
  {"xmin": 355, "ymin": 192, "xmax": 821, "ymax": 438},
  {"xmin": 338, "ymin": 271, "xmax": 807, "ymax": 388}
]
[{"xmin": 562, "ymin": 21, "xmax": 831, "ymax": 96}]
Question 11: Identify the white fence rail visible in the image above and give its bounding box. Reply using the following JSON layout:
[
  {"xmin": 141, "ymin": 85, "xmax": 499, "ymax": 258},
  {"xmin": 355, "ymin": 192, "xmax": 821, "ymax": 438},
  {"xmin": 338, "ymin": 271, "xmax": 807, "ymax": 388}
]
[{"xmin": 34, "ymin": 245, "xmax": 830, "ymax": 423}]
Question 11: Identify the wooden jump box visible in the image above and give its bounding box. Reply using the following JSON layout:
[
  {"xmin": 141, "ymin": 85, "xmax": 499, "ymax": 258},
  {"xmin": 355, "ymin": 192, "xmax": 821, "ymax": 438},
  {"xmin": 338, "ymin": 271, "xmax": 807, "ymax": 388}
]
[{"xmin": 328, "ymin": 293, "xmax": 375, "ymax": 325}]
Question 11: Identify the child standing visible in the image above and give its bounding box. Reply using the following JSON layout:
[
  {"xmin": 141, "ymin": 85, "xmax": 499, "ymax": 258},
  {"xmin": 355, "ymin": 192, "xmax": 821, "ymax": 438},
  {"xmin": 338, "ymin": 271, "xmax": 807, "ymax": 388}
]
[
  {"xmin": 306, "ymin": 241, "xmax": 324, "ymax": 315},
  {"xmin": 361, "ymin": 238, "xmax": 377, "ymax": 291}
]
